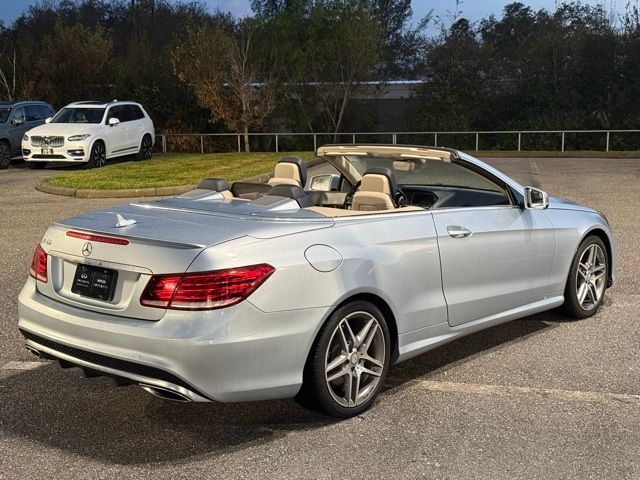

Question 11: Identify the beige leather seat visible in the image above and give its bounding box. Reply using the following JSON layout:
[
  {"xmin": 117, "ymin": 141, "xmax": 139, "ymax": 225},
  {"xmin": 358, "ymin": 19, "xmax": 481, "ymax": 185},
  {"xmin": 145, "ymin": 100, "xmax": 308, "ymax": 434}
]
[
  {"xmin": 268, "ymin": 157, "xmax": 307, "ymax": 187},
  {"xmin": 352, "ymin": 167, "xmax": 398, "ymax": 211}
]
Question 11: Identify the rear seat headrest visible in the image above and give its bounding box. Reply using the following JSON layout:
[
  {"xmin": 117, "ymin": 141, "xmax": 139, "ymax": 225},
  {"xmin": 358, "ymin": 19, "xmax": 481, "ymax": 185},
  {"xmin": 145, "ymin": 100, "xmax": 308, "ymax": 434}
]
[
  {"xmin": 267, "ymin": 184, "xmax": 313, "ymax": 208},
  {"xmin": 277, "ymin": 156, "xmax": 307, "ymax": 187},
  {"xmin": 196, "ymin": 177, "xmax": 230, "ymax": 192}
]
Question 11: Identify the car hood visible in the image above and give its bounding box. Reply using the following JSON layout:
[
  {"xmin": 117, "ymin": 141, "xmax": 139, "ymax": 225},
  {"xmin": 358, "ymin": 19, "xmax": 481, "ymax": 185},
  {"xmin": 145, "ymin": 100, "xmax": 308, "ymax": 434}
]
[
  {"xmin": 26, "ymin": 123, "xmax": 100, "ymax": 137},
  {"xmin": 548, "ymin": 196, "xmax": 597, "ymax": 214}
]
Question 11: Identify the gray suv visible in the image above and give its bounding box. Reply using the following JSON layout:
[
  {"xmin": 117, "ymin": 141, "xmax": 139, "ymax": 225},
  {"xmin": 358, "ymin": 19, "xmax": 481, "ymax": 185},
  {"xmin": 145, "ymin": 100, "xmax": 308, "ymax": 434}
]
[{"xmin": 0, "ymin": 101, "xmax": 55, "ymax": 169}]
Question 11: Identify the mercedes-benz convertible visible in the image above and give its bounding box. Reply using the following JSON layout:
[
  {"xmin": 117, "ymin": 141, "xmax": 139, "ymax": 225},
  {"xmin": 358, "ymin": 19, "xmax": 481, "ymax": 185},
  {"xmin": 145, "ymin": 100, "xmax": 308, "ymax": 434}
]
[{"xmin": 18, "ymin": 145, "xmax": 615, "ymax": 417}]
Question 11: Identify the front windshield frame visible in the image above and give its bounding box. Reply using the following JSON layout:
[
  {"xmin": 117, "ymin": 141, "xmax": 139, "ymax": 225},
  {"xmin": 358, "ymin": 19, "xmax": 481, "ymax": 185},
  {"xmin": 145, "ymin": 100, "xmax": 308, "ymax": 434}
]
[
  {"xmin": 0, "ymin": 107, "xmax": 11, "ymax": 123},
  {"xmin": 50, "ymin": 107, "xmax": 106, "ymax": 124}
]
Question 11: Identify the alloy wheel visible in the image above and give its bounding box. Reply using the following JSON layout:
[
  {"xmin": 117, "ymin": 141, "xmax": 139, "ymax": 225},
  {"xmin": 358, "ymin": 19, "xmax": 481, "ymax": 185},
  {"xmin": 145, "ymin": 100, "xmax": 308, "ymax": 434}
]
[
  {"xmin": 94, "ymin": 143, "xmax": 106, "ymax": 168},
  {"xmin": 141, "ymin": 136, "xmax": 152, "ymax": 159},
  {"xmin": 576, "ymin": 243, "xmax": 606, "ymax": 311},
  {"xmin": 0, "ymin": 143, "xmax": 10, "ymax": 169},
  {"xmin": 324, "ymin": 311, "xmax": 386, "ymax": 408}
]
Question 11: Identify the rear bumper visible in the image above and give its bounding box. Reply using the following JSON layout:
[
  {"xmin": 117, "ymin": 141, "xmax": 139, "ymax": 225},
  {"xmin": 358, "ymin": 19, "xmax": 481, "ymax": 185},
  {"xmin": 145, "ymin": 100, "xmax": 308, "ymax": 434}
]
[{"xmin": 18, "ymin": 278, "xmax": 328, "ymax": 402}]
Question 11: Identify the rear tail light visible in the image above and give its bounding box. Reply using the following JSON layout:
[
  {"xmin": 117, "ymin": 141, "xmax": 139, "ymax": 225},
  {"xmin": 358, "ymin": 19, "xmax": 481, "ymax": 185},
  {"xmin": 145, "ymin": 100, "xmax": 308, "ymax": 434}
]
[
  {"xmin": 29, "ymin": 244, "xmax": 48, "ymax": 283},
  {"xmin": 140, "ymin": 264, "xmax": 275, "ymax": 310}
]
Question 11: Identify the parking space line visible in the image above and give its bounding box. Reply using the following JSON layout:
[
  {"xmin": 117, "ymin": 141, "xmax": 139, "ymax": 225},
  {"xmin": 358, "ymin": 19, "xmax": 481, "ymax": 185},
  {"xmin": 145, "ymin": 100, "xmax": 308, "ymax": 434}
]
[{"xmin": 411, "ymin": 380, "xmax": 640, "ymax": 406}]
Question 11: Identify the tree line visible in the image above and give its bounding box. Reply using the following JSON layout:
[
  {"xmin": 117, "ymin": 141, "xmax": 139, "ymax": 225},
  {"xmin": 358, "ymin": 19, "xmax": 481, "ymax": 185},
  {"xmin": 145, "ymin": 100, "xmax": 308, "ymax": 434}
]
[{"xmin": 1, "ymin": 0, "xmax": 640, "ymax": 151}]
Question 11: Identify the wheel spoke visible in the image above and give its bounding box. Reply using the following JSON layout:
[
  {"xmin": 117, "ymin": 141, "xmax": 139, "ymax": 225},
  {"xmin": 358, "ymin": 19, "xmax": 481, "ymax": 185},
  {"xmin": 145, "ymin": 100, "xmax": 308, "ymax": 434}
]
[
  {"xmin": 587, "ymin": 283, "xmax": 598, "ymax": 303},
  {"xmin": 361, "ymin": 353, "xmax": 383, "ymax": 368},
  {"xmin": 355, "ymin": 318, "xmax": 375, "ymax": 348},
  {"xmin": 327, "ymin": 366, "xmax": 350, "ymax": 383},
  {"xmin": 343, "ymin": 370, "xmax": 353, "ymax": 404},
  {"xmin": 351, "ymin": 372, "xmax": 361, "ymax": 406},
  {"xmin": 587, "ymin": 245, "xmax": 596, "ymax": 266},
  {"xmin": 359, "ymin": 365, "xmax": 381, "ymax": 377},
  {"xmin": 326, "ymin": 354, "xmax": 348, "ymax": 374},
  {"xmin": 577, "ymin": 283, "xmax": 589, "ymax": 304},
  {"xmin": 343, "ymin": 320, "xmax": 357, "ymax": 346},
  {"xmin": 577, "ymin": 263, "xmax": 589, "ymax": 280},
  {"xmin": 338, "ymin": 324, "xmax": 349, "ymax": 352}
]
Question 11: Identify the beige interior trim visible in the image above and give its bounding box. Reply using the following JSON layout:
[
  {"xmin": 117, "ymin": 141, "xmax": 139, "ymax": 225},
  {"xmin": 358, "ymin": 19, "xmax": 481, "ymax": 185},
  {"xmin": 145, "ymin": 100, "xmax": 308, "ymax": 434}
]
[{"xmin": 307, "ymin": 206, "xmax": 423, "ymax": 217}]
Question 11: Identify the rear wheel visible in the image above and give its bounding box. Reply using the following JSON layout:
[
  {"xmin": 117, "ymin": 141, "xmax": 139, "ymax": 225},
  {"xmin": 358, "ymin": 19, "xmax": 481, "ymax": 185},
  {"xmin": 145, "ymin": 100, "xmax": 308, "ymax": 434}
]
[
  {"xmin": 0, "ymin": 141, "xmax": 10, "ymax": 169},
  {"xmin": 137, "ymin": 134, "xmax": 153, "ymax": 161},
  {"xmin": 27, "ymin": 161, "xmax": 47, "ymax": 169},
  {"xmin": 86, "ymin": 141, "xmax": 106, "ymax": 169},
  {"xmin": 562, "ymin": 236, "xmax": 608, "ymax": 319},
  {"xmin": 296, "ymin": 301, "xmax": 390, "ymax": 417}
]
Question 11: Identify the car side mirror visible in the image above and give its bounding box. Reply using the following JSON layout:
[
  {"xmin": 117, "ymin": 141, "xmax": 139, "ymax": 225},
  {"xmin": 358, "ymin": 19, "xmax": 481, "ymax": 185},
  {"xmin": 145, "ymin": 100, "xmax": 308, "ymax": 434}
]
[
  {"xmin": 45, "ymin": 117, "xmax": 52, "ymax": 124},
  {"xmin": 309, "ymin": 174, "xmax": 341, "ymax": 192},
  {"xmin": 523, "ymin": 186, "xmax": 549, "ymax": 210},
  {"xmin": 108, "ymin": 117, "xmax": 120, "ymax": 126}
]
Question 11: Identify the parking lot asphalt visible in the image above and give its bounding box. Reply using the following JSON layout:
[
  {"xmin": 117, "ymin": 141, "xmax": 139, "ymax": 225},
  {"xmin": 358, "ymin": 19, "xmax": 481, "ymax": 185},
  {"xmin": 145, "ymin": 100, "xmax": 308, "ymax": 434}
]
[{"xmin": 1, "ymin": 158, "xmax": 639, "ymax": 479}]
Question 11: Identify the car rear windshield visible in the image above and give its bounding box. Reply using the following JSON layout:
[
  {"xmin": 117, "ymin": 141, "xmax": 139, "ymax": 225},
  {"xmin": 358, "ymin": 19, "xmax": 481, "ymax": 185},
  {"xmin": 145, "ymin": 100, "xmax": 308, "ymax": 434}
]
[
  {"xmin": 51, "ymin": 107, "xmax": 105, "ymax": 124},
  {"xmin": 0, "ymin": 108, "xmax": 11, "ymax": 123}
]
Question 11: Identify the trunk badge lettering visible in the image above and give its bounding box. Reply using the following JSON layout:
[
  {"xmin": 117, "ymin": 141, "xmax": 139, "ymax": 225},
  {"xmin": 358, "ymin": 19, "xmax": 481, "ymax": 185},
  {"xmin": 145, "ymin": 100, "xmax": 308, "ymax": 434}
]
[{"xmin": 115, "ymin": 214, "xmax": 137, "ymax": 228}]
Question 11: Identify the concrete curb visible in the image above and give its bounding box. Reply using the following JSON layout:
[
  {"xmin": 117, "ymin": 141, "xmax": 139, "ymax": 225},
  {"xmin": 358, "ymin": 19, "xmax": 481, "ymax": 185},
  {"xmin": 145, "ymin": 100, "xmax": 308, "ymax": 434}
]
[{"xmin": 36, "ymin": 157, "xmax": 326, "ymax": 198}]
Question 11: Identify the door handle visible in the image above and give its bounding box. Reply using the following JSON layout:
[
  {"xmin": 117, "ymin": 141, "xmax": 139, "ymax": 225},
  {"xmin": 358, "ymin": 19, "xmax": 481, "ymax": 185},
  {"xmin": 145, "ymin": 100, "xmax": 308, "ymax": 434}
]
[{"xmin": 447, "ymin": 225, "xmax": 472, "ymax": 238}]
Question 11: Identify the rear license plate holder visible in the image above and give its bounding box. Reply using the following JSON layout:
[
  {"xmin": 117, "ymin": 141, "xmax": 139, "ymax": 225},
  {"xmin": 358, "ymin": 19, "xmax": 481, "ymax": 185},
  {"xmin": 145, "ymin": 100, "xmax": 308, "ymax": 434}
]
[{"xmin": 71, "ymin": 264, "xmax": 118, "ymax": 302}]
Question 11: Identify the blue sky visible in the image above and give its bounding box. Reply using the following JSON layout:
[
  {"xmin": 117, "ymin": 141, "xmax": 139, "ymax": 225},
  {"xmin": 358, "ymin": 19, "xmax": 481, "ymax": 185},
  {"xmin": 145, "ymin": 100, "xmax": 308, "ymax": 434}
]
[{"xmin": 0, "ymin": 0, "xmax": 625, "ymax": 26}]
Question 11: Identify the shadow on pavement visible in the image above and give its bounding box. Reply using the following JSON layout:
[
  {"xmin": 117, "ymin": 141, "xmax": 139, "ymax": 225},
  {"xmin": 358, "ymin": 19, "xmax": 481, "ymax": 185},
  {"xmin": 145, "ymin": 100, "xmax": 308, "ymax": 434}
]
[{"xmin": 0, "ymin": 312, "xmax": 562, "ymax": 465}]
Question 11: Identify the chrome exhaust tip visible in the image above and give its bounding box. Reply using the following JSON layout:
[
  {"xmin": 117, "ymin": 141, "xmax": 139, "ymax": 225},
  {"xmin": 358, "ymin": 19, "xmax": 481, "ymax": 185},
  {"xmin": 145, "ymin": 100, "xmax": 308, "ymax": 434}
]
[
  {"xmin": 140, "ymin": 384, "xmax": 192, "ymax": 402},
  {"xmin": 25, "ymin": 345, "xmax": 41, "ymax": 358}
]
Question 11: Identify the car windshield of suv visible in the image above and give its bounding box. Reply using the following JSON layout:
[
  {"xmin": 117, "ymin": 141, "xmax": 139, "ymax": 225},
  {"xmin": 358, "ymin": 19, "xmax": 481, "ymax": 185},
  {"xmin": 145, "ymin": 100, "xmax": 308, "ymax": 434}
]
[
  {"xmin": 51, "ymin": 107, "xmax": 105, "ymax": 124},
  {"xmin": 0, "ymin": 108, "xmax": 11, "ymax": 123}
]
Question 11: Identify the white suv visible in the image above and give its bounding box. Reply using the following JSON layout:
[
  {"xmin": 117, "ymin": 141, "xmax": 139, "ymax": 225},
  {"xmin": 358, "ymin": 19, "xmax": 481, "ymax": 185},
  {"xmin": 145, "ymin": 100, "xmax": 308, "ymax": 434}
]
[{"xmin": 23, "ymin": 100, "xmax": 155, "ymax": 169}]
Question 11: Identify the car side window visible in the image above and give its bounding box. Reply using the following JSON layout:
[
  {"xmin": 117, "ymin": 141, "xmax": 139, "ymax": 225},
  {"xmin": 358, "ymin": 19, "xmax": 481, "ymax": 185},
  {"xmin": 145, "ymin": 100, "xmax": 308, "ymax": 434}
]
[
  {"xmin": 25, "ymin": 105, "xmax": 44, "ymax": 122},
  {"xmin": 106, "ymin": 105, "xmax": 124, "ymax": 123},
  {"xmin": 11, "ymin": 107, "xmax": 26, "ymax": 124},
  {"xmin": 38, "ymin": 105, "xmax": 54, "ymax": 119},
  {"xmin": 129, "ymin": 105, "xmax": 144, "ymax": 120},
  {"xmin": 405, "ymin": 160, "xmax": 512, "ymax": 209}
]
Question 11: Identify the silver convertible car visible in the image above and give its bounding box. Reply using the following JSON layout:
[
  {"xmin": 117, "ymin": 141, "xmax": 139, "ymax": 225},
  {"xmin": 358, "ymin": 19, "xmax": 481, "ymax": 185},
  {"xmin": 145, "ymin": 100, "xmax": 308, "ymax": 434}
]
[{"xmin": 18, "ymin": 145, "xmax": 615, "ymax": 417}]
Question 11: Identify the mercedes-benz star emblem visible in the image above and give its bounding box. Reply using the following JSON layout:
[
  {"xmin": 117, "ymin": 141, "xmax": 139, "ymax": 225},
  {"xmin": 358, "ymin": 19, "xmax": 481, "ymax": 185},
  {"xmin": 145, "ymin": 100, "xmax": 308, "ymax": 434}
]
[{"xmin": 82, "ymin": 242, "xmax": 92, "ymax": 256}]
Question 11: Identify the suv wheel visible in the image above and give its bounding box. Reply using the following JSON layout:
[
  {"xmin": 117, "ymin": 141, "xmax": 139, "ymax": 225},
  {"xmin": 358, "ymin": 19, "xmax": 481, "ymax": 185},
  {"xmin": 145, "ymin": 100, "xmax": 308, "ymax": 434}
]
[
  {"xmin": 137, "ymin": 134, "xmax": 153, "ymax": 161},
  {"xmin": 0, "ymin": 141, "xmax": 10, "ymax": 169},
  {"xmin": 86, "ymin": 141, "xmax": 107, "ymax": 169}
]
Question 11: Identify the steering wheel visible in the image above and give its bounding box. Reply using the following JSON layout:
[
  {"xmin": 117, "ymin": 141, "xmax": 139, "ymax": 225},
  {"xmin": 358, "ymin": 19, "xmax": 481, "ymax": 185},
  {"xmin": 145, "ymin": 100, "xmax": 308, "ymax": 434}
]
[{"xmin": 343, "ymin": 181, "xmax": 361, "ymax": 210}]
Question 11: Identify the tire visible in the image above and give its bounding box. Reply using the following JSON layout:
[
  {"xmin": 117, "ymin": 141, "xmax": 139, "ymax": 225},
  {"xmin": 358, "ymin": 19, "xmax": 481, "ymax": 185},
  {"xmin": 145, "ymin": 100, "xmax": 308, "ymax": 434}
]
[
  {"xmin": 562, "ymin": 235, "xmax": 609, "ymax": 319},
  {"xmin": 86, "ymin": 141, "xmax": 107, "ymax": 169},
  {"xmin": 27, "ymin": 161, "xmax": 47, "ymax": 169},
  {"xmin": 137, "ymin": 134, "xmax": 153, "ymax": 161},
  {"xmin": 0, "ymin": 141, "xmax": 10, "ymax": 169},
  {"xmin": 296, "ymin": 300, "xmax": 391, "ymax": 417}
]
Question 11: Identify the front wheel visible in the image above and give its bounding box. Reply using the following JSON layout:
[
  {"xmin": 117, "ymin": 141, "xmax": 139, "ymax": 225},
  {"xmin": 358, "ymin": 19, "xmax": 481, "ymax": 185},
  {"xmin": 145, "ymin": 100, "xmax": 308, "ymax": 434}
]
[
  {"xmin": 86, "ymin": 141, "xmax": 107, "ymax": 169},
  {"xmin": 296, "ymin": 301, "xmax": 390, "ymax": 417},
  {"xmin": 562, "ymin": 235, "xmax": 609, "ymax": 319},
  {"xmin": 0, "ymin": 141, "xmax": 10, "ymax": 169},
  {"xmin": 137, "ymin": 134, "xmax": 153, "ymax": 161}
]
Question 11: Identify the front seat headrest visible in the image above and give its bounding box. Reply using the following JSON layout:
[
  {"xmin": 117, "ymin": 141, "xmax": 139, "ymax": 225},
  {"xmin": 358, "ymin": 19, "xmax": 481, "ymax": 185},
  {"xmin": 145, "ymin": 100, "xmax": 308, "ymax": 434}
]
[
  {"xmin": 197, "ymin": 177, "xmax": 230, "ymax": 192},
  {"xmin": 267, "ymin": 184, "xmax": 313, "ymax": 208},
  {"xmin": 268, "ymin": 156, "xmax": 307, "ymax": 187},
  {"xmin": 352, "ymin": 167, "xmax": 398, "ymax": 211}
]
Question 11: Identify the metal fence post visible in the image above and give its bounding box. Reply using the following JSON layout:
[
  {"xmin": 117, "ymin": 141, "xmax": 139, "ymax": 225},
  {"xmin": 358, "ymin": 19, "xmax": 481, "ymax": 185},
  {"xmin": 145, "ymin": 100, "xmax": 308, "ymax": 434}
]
[
  {"xmin": 434, "ymin": 133, "xmax": 438, "ymax": 147},
  {"xmin": 518, "ymin": 132, "xmax": 522, "ymax": 152},
  {"xmin": 392, "ymin": 133, "xmax": 397, "ymax": 145},
  {"xmin": 275, "ymin": 133, "xmax": 279, "ymax": 153},
  {"xmin": 352, "ymin": 133, "xmax": 356, "ymax": 144},
  {"xmin": 200, "ymin": 135, "xmax": 204, "ymax": 154},
  {"xmin": 475, "ymin": 133, "xmax": 479, "ymax": 151},
  {"xmin": 237, "ymin": 134, "xmax": 241, "ymax": 153},
  {"xmin": 313, "ymin": 134, "xmax": 317, "ymax": 152},
  {"xmin": 561, "ymin": 132, "xmax": 565, "ymax": 152},
  {"xmin": 606, "ymin": 131, "xmax": 610, "ymax": 152},
  {"xmin": 162, "ymin": 134, "xmax": 166, "ymax": 154}
]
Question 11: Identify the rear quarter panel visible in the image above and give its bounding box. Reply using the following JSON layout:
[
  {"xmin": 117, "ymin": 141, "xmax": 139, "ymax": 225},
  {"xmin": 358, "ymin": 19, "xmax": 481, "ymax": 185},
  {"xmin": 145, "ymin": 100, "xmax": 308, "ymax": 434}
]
[{"xmin": 190, "ymin": 210, "xmax": 448, "ymax": 336}]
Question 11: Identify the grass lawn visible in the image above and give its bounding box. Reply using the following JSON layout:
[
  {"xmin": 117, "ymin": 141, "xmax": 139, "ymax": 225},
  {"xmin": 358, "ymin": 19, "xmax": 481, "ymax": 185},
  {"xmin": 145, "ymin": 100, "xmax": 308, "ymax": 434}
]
[{"xmin": 46, "ymin": 152, "xmax": 314, "ymax": 190}]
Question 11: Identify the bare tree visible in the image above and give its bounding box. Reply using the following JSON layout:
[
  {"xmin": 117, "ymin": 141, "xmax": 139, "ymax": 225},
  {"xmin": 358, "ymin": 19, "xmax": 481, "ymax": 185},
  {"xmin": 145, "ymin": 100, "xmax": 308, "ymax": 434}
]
[
  {"xmin": 0, "ymin": 50, "xmax": 16, "ymax": 101},
  {"xmin": 172, "ymin": 20, "xmax": 277, "ymax": 151}
]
